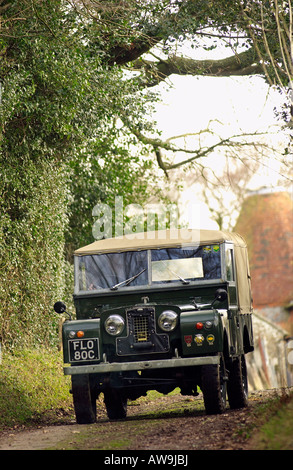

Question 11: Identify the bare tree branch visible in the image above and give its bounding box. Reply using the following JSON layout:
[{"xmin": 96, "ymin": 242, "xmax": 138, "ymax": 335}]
[
  {"xmin": 122, "ymin": 116, "xmax": 274, "ymax": 175},
  {"xmin": 132, "ymin": 48, "xmax": 263, "ymax": 86}
]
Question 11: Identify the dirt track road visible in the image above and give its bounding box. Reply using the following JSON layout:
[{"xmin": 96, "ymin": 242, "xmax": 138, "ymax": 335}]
[{"xmin": 0, "ymin": 388, "xmax": 291, "ymax": 451}]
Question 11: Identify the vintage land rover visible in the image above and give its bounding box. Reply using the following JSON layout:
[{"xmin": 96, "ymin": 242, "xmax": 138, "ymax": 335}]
[{"xmin": 54, "ymin": 229, "xmax": 254, "ymax": 424}]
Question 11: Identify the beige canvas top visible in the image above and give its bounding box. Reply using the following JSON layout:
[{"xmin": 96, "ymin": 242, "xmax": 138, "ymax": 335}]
[
  {"xmin": 74, "ymin": 229, "xmax": 252, "ymax": 313},
  {"xmin": 74, "ymin": 229, "xmax": 247, "ymax": 255}
]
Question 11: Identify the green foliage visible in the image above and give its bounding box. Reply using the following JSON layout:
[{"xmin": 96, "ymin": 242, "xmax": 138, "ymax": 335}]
[
  {"xmin": 0, "ymin": 348, "xmax": 72, "ymax": 428},
  {"xmin": 0, "ymin": 0, "xmax": 161, "ymax": 348},
  {"xmin": 0, "ymin": 160, "xmax": 68, "ymax": 348},
  {"xmin": 65, "ymin": 128, "xmax": 162, "ymax": 255}
]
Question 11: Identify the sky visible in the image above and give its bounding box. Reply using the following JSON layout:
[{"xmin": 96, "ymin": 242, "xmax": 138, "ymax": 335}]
[{"xmin": 150, "ymin": 43, "xmax": 290, "ymax": 230}]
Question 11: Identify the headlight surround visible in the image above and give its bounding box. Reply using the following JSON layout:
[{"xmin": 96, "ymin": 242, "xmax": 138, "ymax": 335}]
[
  {"xmin": 105, "ymin": 314, "xmax": 125, "ymax": 336},
  {"xmin": 158, "ymin": 310, "xmax": 178, "ymax": 332}
]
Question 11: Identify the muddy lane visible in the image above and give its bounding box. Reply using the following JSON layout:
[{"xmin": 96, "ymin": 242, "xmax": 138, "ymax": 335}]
[{"xmin": 0, "ymin": 389, "xmax": 287, "ymax": 451}]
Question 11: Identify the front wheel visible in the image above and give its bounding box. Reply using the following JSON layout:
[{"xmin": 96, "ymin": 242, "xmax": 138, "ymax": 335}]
[
  {"xmin": 201, "ymin": 354, "xmax": 227, "ymax": 415},
  {"xmin": 104, "ymin": 388, "xmax": 127, "ymax": 420},
  {"xmin": 71, "ymin": 374, "xmax": 97, "ymax": 424},
  {"xmin": 227, "ymin": 354, "xmax": 248, "ymax": 409}
]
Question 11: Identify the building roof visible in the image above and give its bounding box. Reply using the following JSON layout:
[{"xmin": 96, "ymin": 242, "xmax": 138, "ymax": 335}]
[{"xmin": 235, "ymin": 190, "xmax": 293, "ymax": 308}]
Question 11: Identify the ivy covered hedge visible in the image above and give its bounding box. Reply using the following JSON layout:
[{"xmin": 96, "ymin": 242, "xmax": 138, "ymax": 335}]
[
  {"xmin": 0, "ymin": 1, "xmax": 160, "ymax": 349},
  {"xmin": 0, "ymin": 159, "xmax": 69, "ymax": 348}
]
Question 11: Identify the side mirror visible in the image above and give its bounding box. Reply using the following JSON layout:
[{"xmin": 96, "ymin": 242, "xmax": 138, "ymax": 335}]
[
  {"xmin": 54, "ymin": 301, "xmax": 67, "ymax": 314},
  {"xmin": 212, "ymin": 288, "xmax": 228, "ymax": 305},
  {"xmin": 54, "ymin": 301, "xmax": 72, "ymax": 320}
]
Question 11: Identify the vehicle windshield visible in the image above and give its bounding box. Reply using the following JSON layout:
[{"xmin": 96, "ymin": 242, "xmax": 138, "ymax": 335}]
[
  {"xmin": 151, "ymin": 246, "xmax": 220, "ymax": 283},
  {"xmin": 77, "ymin": 245, "xmax": 221, "ymax": 292},
  {"xmin": 78, "ymin": 251, "xmax": 148, "ymax": 291}
]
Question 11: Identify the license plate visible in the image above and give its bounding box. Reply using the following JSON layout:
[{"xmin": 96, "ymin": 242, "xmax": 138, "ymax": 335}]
[{"xmin": 69, "ymin": 338, "xmax": 99, "ymax": 362}]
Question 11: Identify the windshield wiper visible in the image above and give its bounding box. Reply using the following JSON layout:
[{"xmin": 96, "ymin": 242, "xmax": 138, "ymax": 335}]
[
  {"xmin": 162, "ymin": 262, "xmax": 190, "ymax": 285},
  {"xmin": 169, "ymin": 269, "xmax": 190, "ymax": 285},
  {"xmin": 110, "ymin": 269, "xmax": 146, "ymax": 290}
]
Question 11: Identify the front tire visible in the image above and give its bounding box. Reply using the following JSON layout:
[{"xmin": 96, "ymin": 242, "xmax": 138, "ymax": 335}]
[
  {"xmin": 71, "ymin": 374, "xmax": 97, "ymax": 424},
  {"xmin": 201, "ymin": 354, "xmax": 227, "ymax": 414}
]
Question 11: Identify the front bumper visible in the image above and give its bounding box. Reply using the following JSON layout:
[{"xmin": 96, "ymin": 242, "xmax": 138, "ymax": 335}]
[{"xmin": 64, "ymin": 354, "xmax": 219, "ymax": 375}]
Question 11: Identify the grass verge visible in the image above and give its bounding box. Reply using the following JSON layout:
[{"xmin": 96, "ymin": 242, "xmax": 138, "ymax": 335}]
[
  {"xmin": 248, "ymin": 392, "xmax": 293, "ymax": 450},
  {"xmin": 0, "ymin": 348, "xmax": 72, "ymax": 430}
]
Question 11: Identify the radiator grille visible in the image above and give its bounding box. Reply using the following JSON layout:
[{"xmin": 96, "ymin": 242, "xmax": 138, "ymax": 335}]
[
  {"xmin": 116, "ymin": 307, "xmax": 169, "ymax": 356},
  {"xmin": 133, "ymin": 315, "xmax": 150, "ymax": 343}
]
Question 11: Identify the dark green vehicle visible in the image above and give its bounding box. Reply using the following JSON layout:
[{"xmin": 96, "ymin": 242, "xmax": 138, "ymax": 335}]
[{"xmin": 54, "ymin": 229, "xmax": 254, "ymax": 424}]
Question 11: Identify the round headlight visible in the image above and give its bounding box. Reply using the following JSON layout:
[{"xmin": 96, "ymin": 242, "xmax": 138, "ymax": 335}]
[
  {"xmin": 158, "ymin": 310, "xmax": 178, "ymax": 332},
  {"xmin": 105, "ymin": 315, "xmax": 125, "ymax": 336}
]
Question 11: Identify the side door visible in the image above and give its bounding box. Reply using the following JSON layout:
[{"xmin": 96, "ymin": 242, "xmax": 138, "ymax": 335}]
[{"xmin": 224, "ymin": 244, "xmax": 241, "ymax": 356}]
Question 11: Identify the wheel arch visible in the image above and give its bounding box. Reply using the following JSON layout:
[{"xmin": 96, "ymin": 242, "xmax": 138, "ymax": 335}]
[{"xmin": 243, "ymin": 324, "xmax": 254, "ymax": 353}]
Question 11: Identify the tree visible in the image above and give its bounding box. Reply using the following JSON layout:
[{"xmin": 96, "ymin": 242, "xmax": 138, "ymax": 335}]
[
  {"xmin": 0, "ymin": 0, "xmax": 161, "ymax": 347},
  {"xmin": 240, "ymin": 1, "xmax": 293, "ymax": 87},
  {"xmin": 1, "ymin": 0, "xmax": 292, "ymax": 347},
  {"xmin": 66, "ymin": 0, "xmax": 292, "ymax": 174}
]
